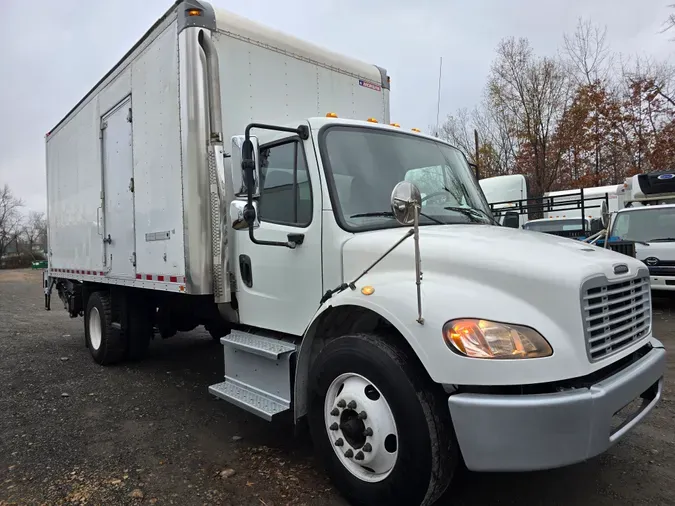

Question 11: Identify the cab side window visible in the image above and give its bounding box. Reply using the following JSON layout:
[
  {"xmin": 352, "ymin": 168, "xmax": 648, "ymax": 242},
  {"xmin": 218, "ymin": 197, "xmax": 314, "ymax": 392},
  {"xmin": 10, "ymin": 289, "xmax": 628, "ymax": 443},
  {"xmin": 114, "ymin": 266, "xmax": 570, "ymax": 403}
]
[{"xmin": 258, "ymin": 140, "xmax": 312, "ymax": 226}]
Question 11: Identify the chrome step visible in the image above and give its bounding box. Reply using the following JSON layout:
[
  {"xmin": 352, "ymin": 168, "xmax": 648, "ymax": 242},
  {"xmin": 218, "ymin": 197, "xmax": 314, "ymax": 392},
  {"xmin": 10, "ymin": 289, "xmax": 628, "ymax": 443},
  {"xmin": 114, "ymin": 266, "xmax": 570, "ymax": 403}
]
[
  {"xmin": 208, "ymin": 380, "xmax": 289, "ymax": 421},
  {"xmin": 220, "ymin": 329, "xmax": 296, "ymax": 359},
  {"xmin": 209, "ymin": 330, "xmax": 297, "ymax": 421}
]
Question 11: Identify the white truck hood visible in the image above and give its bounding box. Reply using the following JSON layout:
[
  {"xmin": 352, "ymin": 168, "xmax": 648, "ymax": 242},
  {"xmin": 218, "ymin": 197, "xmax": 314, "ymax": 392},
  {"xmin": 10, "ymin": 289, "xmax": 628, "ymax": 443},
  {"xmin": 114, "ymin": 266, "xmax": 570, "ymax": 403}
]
[{"xmin": 342, "ymin": 225, "xmax": 642, "ymax": 288}]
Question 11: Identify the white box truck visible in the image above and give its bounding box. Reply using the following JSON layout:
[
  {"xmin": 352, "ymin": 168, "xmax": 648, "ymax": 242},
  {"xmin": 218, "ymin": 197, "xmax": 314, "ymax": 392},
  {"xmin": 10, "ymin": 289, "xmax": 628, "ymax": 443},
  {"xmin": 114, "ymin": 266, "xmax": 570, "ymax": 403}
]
[
  {"xmin": 44, "ymin": 2, "xmax": 666, "ymax": 505},
  {"xmin": 603, "ymin": 172, "xmax": 675, "ymax": 292}
]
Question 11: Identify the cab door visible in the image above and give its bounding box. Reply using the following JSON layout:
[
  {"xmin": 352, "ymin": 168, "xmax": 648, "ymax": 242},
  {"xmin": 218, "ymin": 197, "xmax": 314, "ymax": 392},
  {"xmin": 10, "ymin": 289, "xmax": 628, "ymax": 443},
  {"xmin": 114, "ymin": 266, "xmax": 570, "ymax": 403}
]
[{"xmin": 232, "ymin": 136, "xmax": 323, "ymax": 335}]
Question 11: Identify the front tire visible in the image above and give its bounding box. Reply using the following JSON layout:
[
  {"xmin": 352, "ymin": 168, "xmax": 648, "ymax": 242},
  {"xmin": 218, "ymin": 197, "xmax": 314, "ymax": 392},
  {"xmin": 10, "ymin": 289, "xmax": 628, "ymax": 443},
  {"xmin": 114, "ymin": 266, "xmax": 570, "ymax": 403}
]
[
  {"xmin": 85, "ymin": 291, "xmax": 126, "ymax": 365},
  {"xmin": 307, "ymin": 333, "xmax": 457, "ymax": 506}
]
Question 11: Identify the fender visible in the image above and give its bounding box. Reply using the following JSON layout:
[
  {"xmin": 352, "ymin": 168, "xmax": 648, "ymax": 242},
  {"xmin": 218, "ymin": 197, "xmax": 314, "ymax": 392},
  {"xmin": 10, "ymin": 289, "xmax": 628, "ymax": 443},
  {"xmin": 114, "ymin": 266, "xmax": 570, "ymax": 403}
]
[{"xmin": 293, "ymin": 269, "xmax": 653, "ymax": 421}]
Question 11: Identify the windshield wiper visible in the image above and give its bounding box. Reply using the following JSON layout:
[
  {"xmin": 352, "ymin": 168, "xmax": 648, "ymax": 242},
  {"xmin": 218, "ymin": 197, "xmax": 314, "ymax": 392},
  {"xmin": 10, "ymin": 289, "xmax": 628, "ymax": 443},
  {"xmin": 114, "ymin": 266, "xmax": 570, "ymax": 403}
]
[
  {"xmin": 350, "ymin": 211, "xmax": 445, "ymax": 225},
  {"xmin": 443, "ymin": 206, "xmax": 494, "ymax": 224},
  {"xmin": 646, "ymin": 237, "xmax": 675, "ymax": 242}
]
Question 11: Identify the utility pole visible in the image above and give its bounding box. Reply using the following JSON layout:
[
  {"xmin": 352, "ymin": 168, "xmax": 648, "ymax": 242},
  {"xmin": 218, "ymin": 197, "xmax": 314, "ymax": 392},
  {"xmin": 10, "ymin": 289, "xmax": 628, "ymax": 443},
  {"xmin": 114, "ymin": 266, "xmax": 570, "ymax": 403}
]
[{"xmin": 474, "ymin": 129, "xmax": 480, "ymax": 180}]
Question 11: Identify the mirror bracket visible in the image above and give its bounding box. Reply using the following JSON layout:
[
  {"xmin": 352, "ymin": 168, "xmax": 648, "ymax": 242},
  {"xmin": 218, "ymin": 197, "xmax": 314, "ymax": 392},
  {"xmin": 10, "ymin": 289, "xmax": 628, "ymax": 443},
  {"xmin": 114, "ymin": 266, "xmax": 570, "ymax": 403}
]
[{"xmin": 238, "ymin": 122, "xmax": 312, "ymax": 249}]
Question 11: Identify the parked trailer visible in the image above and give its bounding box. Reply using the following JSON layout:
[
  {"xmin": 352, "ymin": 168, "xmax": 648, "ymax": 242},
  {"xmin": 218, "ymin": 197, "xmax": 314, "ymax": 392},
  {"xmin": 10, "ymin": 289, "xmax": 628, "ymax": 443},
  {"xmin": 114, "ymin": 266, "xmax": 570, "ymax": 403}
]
[{"xmin": 44, "ymin": 3, "xmax": 666, "ymax": 505}]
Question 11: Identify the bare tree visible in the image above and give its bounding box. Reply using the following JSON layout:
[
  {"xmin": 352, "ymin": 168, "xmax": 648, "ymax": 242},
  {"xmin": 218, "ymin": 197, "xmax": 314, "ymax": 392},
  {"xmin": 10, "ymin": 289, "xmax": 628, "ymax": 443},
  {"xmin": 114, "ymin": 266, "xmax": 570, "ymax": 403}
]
[
  {"xmin": 22, "ymin": 211, "xmax": 47, "ymax": 258},
  {"xmin": 662, "ymin": 4, "xmax": 675, "ymax": 37},
  {"xmin": 0, "ymin": 184, "xmax": 24, "ymax": 261},
  {"xmin": 562, "ymin": 18, "xmax": 612, "ymax": 85},
  {"xmin": 488, "ymin": 38, "xmax": 573, "ymax": 196}
]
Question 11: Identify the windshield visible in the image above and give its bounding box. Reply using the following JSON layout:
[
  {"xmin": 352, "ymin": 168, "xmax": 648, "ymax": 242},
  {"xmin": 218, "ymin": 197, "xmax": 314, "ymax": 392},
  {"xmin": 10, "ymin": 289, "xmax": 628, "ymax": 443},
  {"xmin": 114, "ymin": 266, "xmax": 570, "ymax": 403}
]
[
  {"xmin": 611, "ymin": 207, "xmax": 675, "ymax": 242},
  {"xmin": 320, "ymin": 126, "xmax": 494, "ymax": 231},
  {"xmin": 523, "ymin": 219, "xmax": 587, "ymax": 233}
]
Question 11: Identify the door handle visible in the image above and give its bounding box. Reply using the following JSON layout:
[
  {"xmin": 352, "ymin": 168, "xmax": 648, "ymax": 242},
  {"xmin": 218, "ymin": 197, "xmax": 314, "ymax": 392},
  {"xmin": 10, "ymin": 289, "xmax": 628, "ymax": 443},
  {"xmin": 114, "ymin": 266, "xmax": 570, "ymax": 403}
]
[{"xmin": 287, "ymin": 233, "xmax": 304, "ymax": 247}]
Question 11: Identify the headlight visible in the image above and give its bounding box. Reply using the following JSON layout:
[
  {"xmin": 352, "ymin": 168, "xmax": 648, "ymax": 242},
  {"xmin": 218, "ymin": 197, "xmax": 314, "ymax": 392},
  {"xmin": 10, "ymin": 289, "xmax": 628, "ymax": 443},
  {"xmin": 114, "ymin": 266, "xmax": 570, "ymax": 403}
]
[{"xmin": 443, "ymin": 319, "xmax": 552, "ymax": 359}]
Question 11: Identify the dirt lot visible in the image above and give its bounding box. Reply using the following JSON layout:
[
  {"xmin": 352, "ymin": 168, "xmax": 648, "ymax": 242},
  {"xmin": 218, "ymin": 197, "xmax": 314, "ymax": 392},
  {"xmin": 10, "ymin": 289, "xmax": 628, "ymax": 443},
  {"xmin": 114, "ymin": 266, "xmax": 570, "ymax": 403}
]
[{"xmin": 0, "ymin": 269, "xmax": 673, "ymax": 506}]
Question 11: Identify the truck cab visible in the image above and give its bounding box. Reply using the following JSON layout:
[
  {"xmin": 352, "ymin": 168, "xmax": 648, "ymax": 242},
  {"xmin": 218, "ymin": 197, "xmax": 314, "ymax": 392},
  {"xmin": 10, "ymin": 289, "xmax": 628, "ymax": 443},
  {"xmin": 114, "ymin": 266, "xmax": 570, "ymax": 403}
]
[{"xmin": 607, "ymin": 204, "xmax": 675, "ymax": 292}]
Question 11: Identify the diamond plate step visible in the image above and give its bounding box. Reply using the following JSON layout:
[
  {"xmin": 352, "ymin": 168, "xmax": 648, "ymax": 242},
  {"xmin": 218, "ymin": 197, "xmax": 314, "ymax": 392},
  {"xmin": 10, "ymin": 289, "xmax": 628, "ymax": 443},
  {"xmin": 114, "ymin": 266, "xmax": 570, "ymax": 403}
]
[
  {"xmin": 221, "ymin": 330, "xmax": 296, "ymax": 360},
  {"xmin": 208, "ymin": 380, "xmax": 290, "ymax": 421}
]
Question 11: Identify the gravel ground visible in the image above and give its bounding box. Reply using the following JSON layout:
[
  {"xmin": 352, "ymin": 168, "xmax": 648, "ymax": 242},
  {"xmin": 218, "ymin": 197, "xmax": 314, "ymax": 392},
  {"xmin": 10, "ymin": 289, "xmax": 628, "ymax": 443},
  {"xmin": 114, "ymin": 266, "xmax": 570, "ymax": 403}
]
[{"xmin": 0, "ymin": 269, "xmax": 673, "ymax": 506}]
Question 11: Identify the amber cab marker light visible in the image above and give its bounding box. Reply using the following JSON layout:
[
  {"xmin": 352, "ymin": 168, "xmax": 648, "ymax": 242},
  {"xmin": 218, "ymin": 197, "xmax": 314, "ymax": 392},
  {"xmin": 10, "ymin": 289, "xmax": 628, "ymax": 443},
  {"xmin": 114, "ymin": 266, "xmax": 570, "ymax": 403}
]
[
  {"xmin": 326, "ymin": 112, "xmax": 338, "ymax": 118},
  {"xmin": 390, "ymin": 123, "xmax": 401, "ymax": 128},
  {"xmin": 367, "ymin": 118, "xmax": 378, "ymax": 123},
  {"xmin": 361, "ymin": 286, "xmax": 375, "ymax": 296},
  {"xmin": 187, "ymin": 8, "xmax": 202, "ymax": 16},
  {"xmin": 411, "ymin": 128, "xmax": 421, "ymax": 133}
]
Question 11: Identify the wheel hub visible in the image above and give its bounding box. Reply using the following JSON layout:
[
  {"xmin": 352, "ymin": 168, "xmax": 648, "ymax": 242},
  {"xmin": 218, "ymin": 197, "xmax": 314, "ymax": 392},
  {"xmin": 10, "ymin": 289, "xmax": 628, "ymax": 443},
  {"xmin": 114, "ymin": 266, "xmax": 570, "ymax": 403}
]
[
  {"xmin": 324, "ymin": 373, "xmax": 399, "ymax": 483},
  {"xmin": 339, "ymin": 410, "xmax": 366, "ymax": 449}
]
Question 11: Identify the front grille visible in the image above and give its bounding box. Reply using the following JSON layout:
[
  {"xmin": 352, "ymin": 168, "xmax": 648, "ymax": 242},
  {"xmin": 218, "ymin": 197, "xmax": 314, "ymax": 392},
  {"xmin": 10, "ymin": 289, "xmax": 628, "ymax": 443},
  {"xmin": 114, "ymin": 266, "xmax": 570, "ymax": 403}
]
[
  {"xmin": 582, "ymin": 275, "xmax": 651, "ymax": 362},
  {"xmin": 648, "ymin": 266, "xmax": 675, "ymax": 277},
  {"xmin": 607, "ymin": 242, "xmax": 636, "ymax": 258}
]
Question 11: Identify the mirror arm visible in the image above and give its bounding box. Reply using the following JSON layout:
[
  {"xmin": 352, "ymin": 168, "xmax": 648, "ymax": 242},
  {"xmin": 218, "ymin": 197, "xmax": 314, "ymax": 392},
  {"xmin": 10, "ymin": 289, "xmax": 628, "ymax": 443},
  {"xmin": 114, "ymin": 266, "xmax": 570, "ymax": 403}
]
[{"xmin": 241, "ymin": 122, "xmax": 310, "ymax": 249}]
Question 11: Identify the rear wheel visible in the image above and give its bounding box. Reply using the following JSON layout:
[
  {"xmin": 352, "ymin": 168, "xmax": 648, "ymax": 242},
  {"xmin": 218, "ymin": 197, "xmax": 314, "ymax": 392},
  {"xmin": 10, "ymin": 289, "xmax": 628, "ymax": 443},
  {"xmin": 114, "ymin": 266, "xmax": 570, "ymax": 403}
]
[
  {"xmin": 307, "ymin": 333, "xmax": 457, "ymax": 506},
  {"xmin": 85, "ymin": 291, "xmax": 125, "ymax": 365}
]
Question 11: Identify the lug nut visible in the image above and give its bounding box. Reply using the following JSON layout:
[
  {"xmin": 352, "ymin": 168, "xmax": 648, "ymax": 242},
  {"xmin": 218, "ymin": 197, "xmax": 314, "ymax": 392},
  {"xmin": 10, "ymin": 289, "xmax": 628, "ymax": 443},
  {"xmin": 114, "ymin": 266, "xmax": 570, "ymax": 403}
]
[
  {"xmin": 330, "ymin": 422, "xmax": 339, "ymax": 431},
  {"xmin": 330, "ymin": 408, "xmax": 340, "ymax": 416},
  {"xmin": 364, "ymin": 427, "xmax": 373, "ymax": 437},
  {"xmin": 362, "ymin": 443, "xmax": 372, "ymax": 453},
  {"xmin": 344, "ymin": 449, "xmax": 354, "ymax": 458},
  {"xmin": 335, "ymin": 438, "xmax": 344, "ymax": 447},
  {"xmin": 355, "ymin": 451, "xmax": 365, "ymax": 461},
  {"xmin": 358, "ymin": 411, "xmax": 367, "ymax": 420},
  {"xmin": 347, "ymin": 400, "xmax": 357, "ymax": 409},
  {"xmin": 337, "ymin": 399, "xmax": 346, "ymax": 408}
]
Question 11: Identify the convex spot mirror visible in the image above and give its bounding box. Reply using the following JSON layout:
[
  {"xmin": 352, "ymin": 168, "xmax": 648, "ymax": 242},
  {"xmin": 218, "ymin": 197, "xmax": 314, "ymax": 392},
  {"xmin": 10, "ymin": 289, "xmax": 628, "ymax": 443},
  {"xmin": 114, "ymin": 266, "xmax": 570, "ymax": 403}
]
[
  {"xmin": 231, "ymin": 135, "xmax": 261, "ymax": 198},
  {"xmin": 391, "ymin": 181, "xmax": 422, "ymax": 225}
]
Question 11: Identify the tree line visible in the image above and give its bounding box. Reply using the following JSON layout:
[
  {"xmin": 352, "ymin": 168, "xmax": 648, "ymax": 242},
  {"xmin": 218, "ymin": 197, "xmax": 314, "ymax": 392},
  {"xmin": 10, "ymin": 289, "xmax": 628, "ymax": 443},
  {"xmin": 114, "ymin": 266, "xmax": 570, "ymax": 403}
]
[
  {"xmin": 434, "ymin": 15, "xmax": 675, "ymax": 198},
  {"xmin": 0, "ymin": 184, "xmax": 47, "ymax": 268}
]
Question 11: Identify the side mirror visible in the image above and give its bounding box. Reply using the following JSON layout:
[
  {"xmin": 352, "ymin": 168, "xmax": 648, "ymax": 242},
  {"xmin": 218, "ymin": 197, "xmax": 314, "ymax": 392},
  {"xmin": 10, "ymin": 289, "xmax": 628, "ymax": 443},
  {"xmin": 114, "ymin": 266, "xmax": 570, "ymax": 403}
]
[
  {"xmin": 230, "ymin": 135, "xmax": 260, "ymax": 198},
  {"xmin": 502, "ymin": 211, "xmax": 520, "ymax": 229},
  {"xmin": 590, "ymin": 218, "xmax": 603, "ymax": 235},
  {"xmin": 601, "ymin": 201, "xmax": 609, "ymax": 229},
  {"xmin": 391, "ymin": 181, "xmax": 422, "ymax": 225}
]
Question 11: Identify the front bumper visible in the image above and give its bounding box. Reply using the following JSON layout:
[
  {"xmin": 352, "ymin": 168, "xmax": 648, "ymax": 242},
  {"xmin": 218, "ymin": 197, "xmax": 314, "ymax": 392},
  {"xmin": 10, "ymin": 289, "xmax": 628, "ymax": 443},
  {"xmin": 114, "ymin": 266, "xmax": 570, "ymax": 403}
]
[
  {"xmin": 448, "ymin": 342, "xmax": 666, "ymax": 472},
  {"xmin": 650, "ymin": 275, "xmax": 675, "ymax": 291}
]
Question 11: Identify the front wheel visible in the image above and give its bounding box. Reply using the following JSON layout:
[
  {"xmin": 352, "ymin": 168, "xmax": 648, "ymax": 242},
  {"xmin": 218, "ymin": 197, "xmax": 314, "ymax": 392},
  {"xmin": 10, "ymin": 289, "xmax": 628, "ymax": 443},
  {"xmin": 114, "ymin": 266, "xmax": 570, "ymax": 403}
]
[{"xmin": 307, "ymin": 333, "xmax": 457, "ymax": 506}]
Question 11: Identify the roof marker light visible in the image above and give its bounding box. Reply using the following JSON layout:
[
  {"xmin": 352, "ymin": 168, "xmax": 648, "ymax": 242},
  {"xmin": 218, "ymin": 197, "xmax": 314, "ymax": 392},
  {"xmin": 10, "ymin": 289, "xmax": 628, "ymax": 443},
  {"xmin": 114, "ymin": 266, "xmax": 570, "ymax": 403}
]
[
  {"xmin": 390, "ymin": 123, "xmax": 400, "ymax": 128},
  {"xmin": 411, "ymin": 128, "xmax": 421, "ymax": 133},
  {"xmin": 367, "ymin": 118, "xmax": 378, "ymax": 123},
  {"xmin": 187, "ymin": 8, "xmax": 202, "ymax": 16},
  {"xmin": 326, "ymin": 112, "xmax": 338, "ymax": 118}
]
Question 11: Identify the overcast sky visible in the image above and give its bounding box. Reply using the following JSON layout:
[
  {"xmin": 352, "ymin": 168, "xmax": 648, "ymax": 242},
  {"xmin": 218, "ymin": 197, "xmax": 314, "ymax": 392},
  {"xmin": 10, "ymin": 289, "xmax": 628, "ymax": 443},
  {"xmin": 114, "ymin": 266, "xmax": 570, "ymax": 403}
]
[{"xmin": 1, "ymin": 0, "xmax": 673, "ymax": 212}]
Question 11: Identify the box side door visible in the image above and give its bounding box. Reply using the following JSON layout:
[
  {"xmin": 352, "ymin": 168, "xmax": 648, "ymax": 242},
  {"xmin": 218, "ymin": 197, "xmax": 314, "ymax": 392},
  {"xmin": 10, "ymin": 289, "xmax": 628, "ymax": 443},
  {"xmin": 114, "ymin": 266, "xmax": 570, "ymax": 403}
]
[{"xmin": 101, "ymin": 96, "xmax": 136, "ymax": 278}]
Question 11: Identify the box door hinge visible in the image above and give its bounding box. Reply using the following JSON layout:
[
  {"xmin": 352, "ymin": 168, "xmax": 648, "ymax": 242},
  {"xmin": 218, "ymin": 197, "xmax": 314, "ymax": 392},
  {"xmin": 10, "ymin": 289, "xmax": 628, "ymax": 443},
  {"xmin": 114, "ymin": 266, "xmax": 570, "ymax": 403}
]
[
  {"xmin": 99, "ymin": 120, "xmax": 107, "ymax": 139},
  {"xmin": 130, "ymin": 252, "xmax": 136, "ymax": 267},
  {"xmin": 129, "ymin": 177, "xmax": 134, "ymax": 193},
  {"xmin": 127, "ymin": 108, "xmax": 133, "ymax": 123}
]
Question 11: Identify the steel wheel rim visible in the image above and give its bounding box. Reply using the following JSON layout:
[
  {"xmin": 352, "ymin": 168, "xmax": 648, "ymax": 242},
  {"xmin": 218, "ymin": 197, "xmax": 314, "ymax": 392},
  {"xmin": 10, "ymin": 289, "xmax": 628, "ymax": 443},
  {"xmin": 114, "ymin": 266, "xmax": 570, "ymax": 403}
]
[
  {"xmin": 324, "ymin": 372, "xmax": 399, "ymax": 483},
  {"xmin": 89, "ymin": 307, "xmax": 102, "ymax": 351}
]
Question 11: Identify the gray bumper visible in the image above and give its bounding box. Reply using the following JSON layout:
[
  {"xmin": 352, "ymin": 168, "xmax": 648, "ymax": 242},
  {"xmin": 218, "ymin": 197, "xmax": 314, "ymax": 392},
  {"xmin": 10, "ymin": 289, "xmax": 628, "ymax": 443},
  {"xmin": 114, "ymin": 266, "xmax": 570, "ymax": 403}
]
[{"xmin": 448, "ymin": 344, "xmax": 666, "ymax": 472}]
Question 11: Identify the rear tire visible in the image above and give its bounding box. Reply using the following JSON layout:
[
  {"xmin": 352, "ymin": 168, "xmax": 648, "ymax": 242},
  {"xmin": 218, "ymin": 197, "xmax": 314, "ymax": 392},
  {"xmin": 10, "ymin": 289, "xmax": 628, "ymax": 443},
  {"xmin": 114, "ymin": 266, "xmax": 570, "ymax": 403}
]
[
  {"xmin": 307, "ymin": 333, "xmax": 457, "ymax": 506},
  {"xmin": 85, "ymin": 291, "xmax": 125, "ymax": 365}
]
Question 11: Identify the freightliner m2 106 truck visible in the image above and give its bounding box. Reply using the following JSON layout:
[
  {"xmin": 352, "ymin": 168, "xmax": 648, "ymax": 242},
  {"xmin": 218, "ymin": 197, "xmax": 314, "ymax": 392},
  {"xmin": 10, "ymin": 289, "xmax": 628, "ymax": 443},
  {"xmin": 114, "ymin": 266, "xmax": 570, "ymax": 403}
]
[{"xmin": 44, "ymin": 2, "xmax": 666, "ymax": 505}]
